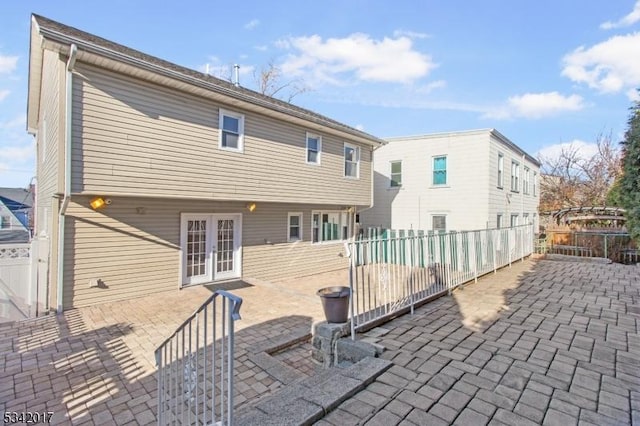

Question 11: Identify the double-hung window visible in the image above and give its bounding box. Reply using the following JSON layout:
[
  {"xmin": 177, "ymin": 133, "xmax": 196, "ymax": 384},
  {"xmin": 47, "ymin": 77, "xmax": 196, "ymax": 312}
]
[
  {"xmin": 510, "ymin": 214, "xmax": 519, "ymax": 227},
  {"xmin": 497, "ymin": 214, "xmax": 503, "ymax": 229},
  {"xmin": 433, "ymin": 156, "xmax": 447, "ymax": 186},
  {"xmin": 511, "ymin": 161, "xmax": 520, "ymax": 192},
  {"xmin": 219, "ymin": 109, "xmax": 244, "ymax": 152},
  {"xmin": 523, "ymin": 167, "xmax": 530, "ymax": 194},
  {"xmin": 306, "ymin": 133, "xmax": 321, "ymax": 164},
  {"xmin": 288, "ymin": 213, "xmax": 302, "ymax": 242},
  {"xmin": 432, "ymin": 215, "xmax": 446, "ymax": 233},
  {"xmin": 344, "ymin": 143, "xmax": 360, "ymax": 178},
  {"xmin": 533, "ymin": 172, "xmax": 538, "ymax": 196},
  {"xmin": 390, "ymin": 161, "xmax": 402, "ymax": 187},
  {"xmin": 312, "ymin": 211, "xmax": 352, "ymax": 243},
  {"xmin": 497, "ymin": 153, "xmax": 504, "ymax": 188}
]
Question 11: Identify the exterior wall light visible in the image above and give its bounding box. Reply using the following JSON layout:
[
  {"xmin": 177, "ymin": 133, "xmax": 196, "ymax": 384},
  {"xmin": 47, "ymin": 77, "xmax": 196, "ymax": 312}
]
[
  {"xmin": 90, "ymin": 197, "xmax": 111, "ymax": 210},
  {"xmin": 246, "ymin": 202, "xmax": 257, "ymax": 212}
]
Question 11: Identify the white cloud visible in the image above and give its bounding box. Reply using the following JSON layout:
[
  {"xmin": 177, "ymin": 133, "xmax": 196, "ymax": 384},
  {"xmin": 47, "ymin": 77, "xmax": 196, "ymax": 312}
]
[
  {"xmin": 483, "ymin": 92, "xmax": 585, "ymax": 120},
  {"xmin": 254, "ymin": 45, "xmax": 268, "ymax": 52},
  {"xmin": 536, "ymin": 140, "xmax": 600, "ymax": 162},
  {"xmin": 600, "ymin": 1, "xmax": 640, "ymax": 29},
  {"xmin": 392, "ymin": 29, "xmax": 430, "ymax": 39},
  {"xmin": 278, "ymin": 33, "xmax": 436, "ymax": 85},
  {"xmin": 0, "ymin": 89, "xmax": 9, "ymax": 102},
  {"xmin": 415, "ymin": 80, "xmax": 446, "ymax": 94},
  {"xmin": 0, "ymin": 54, "xmax": 18, "ymax": 73},
  {"xmin": 244, "ymin": 19, "xmax": 260, "ymax": 30},
  {"xmin": 562, "ymin": 32, "xmax": 640, "ymax": 99},
  {"xmin": 355, "ymin": 124, "xmax": 365, "ymax": 131}
]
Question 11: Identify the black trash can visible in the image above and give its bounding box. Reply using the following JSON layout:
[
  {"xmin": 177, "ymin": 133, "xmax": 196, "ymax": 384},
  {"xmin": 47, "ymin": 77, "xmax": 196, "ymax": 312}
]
[{"xmin": 317, "ymin": 286, "xmax": 351, "ymax": 323}]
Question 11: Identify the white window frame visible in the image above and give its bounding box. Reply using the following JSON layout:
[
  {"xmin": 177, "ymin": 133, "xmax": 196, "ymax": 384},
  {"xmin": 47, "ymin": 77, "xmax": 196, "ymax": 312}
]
[
  {"xmin": 523, "ymin": 167, "xmax": 530, "ymax": 195},
  {"xmin": 432, "ymin": 155, "xmax": 447, "ymax": 186},
  {"xmin": 344, "ymin": 143, "xmax": 360, "ymax": 179},
  {"xmin": 533, "ymin": 172, "xmax": 538, "ymax": 196},
  {"xmin": 179, "ymin": 213, "xmax": 243, "ymax": 286},
  {"xmin": 511, "ymin": 160, "xmax": 520, "ymax": 192},
  {"xmin": 306, "ymin": 132, "xmax": 322, "ymax": 165},
  {"xmin": 432, "ymin": 215, "xmax": 447, "ymax": 233},
  {"xmin": 218, "ymin": 109, "xmax": 245, "ymax": 153},
  {"xmin": 510, "ymin": 214, "xmax": 519, "ymax": 227},
  {"xmin": 287, "ymin": 212, "xmax": 303, "ymax": 242},
  {"xmin": 390, "ymin": 160, "xmax": 402, "ymax": 188},
  {"xmin": 497, "ymin": 153, "xmax": 504, "ymax": 188},
  {"xmin": 311, "ymin": 210, "xmax": 352, "ymax": 244}
]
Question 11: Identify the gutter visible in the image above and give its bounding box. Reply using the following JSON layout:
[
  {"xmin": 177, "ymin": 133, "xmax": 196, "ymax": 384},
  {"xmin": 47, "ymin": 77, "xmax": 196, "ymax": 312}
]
[{"xmin": 56, "ymin": 43, "xmax": 77, "ymax": 313}]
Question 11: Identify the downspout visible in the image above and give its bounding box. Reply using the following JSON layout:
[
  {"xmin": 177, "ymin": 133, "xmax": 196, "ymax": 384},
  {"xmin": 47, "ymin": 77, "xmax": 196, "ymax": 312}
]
[{"xmin": 56, "ymin": 43, "xmax": 77, "ymax": 313}]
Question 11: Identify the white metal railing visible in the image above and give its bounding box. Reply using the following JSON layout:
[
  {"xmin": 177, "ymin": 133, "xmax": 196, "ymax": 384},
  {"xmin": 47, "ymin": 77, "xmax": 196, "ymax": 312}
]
[
  {"xmin": 155, "ymin": 290, "xmax": 242, "ymax": 426},
  {"xmin": 347, "ymin": 224, "xmax": 534, "ymax": 337}
]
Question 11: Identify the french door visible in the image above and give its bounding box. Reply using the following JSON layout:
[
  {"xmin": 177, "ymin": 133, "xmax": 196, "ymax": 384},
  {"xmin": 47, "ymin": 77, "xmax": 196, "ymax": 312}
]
[{"xmin": 181, "ymin": 213, "xmax": 242, "ymax": 285}]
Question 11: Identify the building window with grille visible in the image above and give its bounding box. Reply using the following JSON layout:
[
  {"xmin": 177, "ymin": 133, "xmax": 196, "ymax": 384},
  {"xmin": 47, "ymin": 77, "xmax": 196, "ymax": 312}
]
[
  {"xmin": 288, "ymin": 213, "xmax": 302, "ymax": 242},
  {"xmin": 433, "ymin": 156, "xmax": 447, "ymax": 186},
  {"xmin": 390, "ymin": 160, "xmax": 402, "ymax": 187}
]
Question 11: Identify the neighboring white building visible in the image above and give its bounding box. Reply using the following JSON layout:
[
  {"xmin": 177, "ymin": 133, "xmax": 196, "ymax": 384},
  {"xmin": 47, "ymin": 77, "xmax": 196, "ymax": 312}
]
[{"xmin": 360, "ymin": 129, "xmax": 540, "ymax": 233}]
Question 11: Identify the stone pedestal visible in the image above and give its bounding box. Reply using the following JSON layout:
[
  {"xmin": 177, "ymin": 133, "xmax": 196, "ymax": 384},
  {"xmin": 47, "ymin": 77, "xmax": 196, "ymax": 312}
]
[
  {"xmin": 311, "ymin": 322, "xmax": 384, "ymax": 368},
  {"xmin": 311, "ymin": 321, "xmax": 350, "ymax": 368}
]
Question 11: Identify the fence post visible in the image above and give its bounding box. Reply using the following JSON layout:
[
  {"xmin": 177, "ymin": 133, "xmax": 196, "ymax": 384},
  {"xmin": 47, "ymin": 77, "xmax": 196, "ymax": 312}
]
[
  {"xmin": 493, "ymin": 230, "xmax": 497, "ymax": 274},
  {"xmin": 347, "ymin": 242, "xmax": 356, "ymax": 341},
  {"xmin": 472, "ymin": 232, "xmax": 478, "ymax": 283},
  {"xmin": 604, "ymin": 234, "xmax": 608, "ymax": 260}
]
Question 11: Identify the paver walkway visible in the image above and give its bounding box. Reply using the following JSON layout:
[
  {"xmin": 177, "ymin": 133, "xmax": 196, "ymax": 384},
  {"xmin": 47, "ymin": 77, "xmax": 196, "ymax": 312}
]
[{"xmin": 318, "ymin": 259, "xmax": 640, "ymax": 426}]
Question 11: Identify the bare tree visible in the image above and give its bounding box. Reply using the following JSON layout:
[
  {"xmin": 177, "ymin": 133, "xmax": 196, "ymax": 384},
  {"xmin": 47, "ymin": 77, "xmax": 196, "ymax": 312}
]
[
  {"xmin": 538, "ymin": 133, "xmax": 622, "ymax": 212},
  {"xmin": 253, "ymin": 60, "xmax": 310, "ymax": 102}
]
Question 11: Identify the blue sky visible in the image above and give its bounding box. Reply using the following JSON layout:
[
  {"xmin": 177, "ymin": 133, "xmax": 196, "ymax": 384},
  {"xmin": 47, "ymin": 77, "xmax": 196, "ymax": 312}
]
[{"xmin": 1, "ymin": 1, "xmax": 639, "ymax": 187}]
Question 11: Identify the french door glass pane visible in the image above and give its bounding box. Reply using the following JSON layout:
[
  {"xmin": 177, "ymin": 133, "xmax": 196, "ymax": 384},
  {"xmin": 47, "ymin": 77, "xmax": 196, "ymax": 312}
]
[
  {"xmin": 186, "ymin": 219, "xmax": 207, "ymax": 278},
  {"xmin": 217, "ymin": 219, "xmax": 234, "ymax": 273}
]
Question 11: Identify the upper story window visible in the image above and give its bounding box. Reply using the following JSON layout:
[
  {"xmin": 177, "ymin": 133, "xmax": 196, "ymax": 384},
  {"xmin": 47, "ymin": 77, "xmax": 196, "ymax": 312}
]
[
  {"xmin": 219, "ymin": 109, "xmax": 244, "ymax": 152},
  {"xmin": 344, "ymin": 143, "xmax": 360, "ymax": 178},
  {"xmin": 390, "ymin": 161, "xmax": 402, "ymax": 187},
  {"xmin": 433, "ymin": 156, "xmax": 447, "ymax": 186},
  {"xmin": 288, "ymin": 212, "xmax": 302, "ymax": 242},
  {"xmin": 306, "ymin": 133, "xmax": 322, "ymax": 164},
  {"xmin": 432, "ymin": 215, "xmax": 446, "ymax": 233},
  {"xmin": 533, "ymin": 172, "xmax": 538, "ymax": 196},
  {"xmin": 497, "ymin": 153, "xmax": 504, "ymax": 188},
  {"xmin": 312, "ymin": 211, "xmax": 351, "ymax": 243},
  {"xmin": 511, "ymin": 160, "xmax": 520, "ymax": 192},
  {"xmin": 523, "ymin": 167, "xmax": 530, "ymax": 194}
]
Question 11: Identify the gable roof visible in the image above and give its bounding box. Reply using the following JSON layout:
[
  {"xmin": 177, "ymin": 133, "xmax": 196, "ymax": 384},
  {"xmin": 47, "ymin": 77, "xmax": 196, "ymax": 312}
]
[
  {"xmin": 0, "ymin": 188, "xmax": 34, "ymax": 210},
  {"xmin": 28, "ymin": 14, "xmax": 386, "ymax": 148}
]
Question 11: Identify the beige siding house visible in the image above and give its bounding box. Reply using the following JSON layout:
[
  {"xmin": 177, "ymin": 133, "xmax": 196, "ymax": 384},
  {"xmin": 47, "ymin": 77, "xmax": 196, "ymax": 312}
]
[
  {"xmin": 27, "ymin": 15, "xmax": 384, "ymax": 310},
  {"xmin": 360, "ymin": 129, "xmax": 540, "ymax": 233}
]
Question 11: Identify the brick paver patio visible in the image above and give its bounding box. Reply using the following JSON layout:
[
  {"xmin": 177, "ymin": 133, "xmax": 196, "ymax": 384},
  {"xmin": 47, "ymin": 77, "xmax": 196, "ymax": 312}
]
[
  {"xmin": 318, "ymin": 259, "xmax": 640, "ymax": 426},
  {"xmin": 0, "ymin": 270, "xmax": 339, "ymax": 425},
  {"xmin": 1, "ymin": 259, "xmax": 639, "ymax": 425}
]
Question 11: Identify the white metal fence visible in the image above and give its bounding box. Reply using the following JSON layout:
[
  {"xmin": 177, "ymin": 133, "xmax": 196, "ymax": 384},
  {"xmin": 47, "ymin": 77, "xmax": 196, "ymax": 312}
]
[
  {"xmin": 155, "ymin": 290, "xmax": 242, "ymax": 426},
  {"xmin": 347, "ymin": 224, "xmax": 534, "ymax": 337}
]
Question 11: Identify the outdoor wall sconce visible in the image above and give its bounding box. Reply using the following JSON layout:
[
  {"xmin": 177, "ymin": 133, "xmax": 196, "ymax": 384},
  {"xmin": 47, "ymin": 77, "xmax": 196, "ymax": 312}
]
[
  {"xmin": 90, "ymin": 197, "xmax": 111, "ymax": 210},
  {"xmin": 246, "ymin": 202, "xmax": 257, "ymax": 212}
]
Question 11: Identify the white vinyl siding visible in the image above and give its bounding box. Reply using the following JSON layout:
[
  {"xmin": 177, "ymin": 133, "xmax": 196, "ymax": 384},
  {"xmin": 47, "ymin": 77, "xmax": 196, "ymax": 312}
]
[
  {"xmin": 344, "ymin": 143, "xmax": 360, "ymax": 178},
  {"xmin": 390, "ymin": 160, "xmax": 402, "ymax": 187},
  {"xmin": 306, "ymin": 133, "xmax": 321, "ymax": 165},
  {"xmin": 288, "ymin": 212, "xmax": 302, "ymax": 242},
  {"xmin": 219, "ymin": 109, "xmax": 244, "ymax": 152}
]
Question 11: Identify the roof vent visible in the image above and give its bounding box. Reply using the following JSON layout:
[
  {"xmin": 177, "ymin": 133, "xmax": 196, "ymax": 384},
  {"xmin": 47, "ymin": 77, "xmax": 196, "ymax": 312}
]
[{"xmin": 233, "ymin": 64, "xmax": 240, "ymax": 87}]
